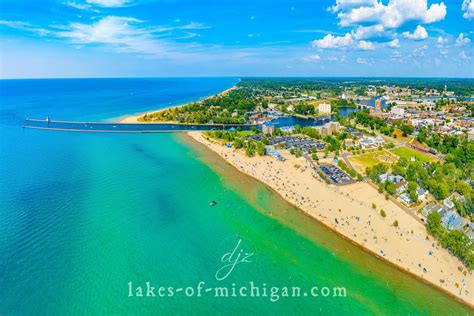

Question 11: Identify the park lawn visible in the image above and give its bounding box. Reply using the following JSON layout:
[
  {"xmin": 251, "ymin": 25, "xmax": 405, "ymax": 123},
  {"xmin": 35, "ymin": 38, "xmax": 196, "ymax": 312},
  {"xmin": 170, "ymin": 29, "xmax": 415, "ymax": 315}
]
[
  {"xmin": 389, "ymin": 146, "xmax": 438, "ymax": 163},
  {"xmin": 348, "ymin": 150, "xmax": 397, "ymax": 173}
]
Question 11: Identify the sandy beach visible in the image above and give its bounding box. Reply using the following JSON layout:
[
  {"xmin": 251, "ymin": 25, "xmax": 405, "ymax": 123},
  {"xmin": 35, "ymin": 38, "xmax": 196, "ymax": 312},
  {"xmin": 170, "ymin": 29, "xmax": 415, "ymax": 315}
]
[
  {"xmin": 188, "ymin": 131, "xmax": 474, "ymax": 307},
  {"xmin": 119, "ymin": 85, "xmax": 238, "ymax": 124}
]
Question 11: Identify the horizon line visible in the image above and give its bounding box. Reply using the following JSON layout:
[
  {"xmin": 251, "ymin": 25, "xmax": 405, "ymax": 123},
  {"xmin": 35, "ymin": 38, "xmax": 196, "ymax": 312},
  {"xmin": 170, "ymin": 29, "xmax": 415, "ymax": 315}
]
[{"xmin": 1, "ymin": 75, "xmax": 474, "ymax": 80}]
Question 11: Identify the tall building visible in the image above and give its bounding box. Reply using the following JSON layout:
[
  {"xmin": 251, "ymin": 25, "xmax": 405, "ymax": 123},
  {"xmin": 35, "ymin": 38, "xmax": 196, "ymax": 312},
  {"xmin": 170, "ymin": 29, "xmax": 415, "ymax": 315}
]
[
  {"xmin": 262, "ymin": 122, "xmax": 275, "ymax": 135},
  {"xmin": 330, "ymin": 121, "xmax": 341, "ymax": 133},
  {"xmin": 318, "ymin": 103, "xmax": 331, "ymax": 114},
  {"xmin": 375, "ymin": 98, "xmax": 382, "ymax": 110}
]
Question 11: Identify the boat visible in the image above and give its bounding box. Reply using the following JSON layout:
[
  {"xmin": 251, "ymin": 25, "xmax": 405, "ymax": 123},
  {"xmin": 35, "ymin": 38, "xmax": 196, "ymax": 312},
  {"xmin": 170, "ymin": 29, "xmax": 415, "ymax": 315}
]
[{"xmin": 209, "ymin": 201, "xmax": 217, "ymax": 206}]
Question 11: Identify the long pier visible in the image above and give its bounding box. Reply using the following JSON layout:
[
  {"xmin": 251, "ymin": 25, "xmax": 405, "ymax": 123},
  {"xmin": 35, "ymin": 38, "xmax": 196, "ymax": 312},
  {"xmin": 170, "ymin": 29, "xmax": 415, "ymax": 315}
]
[{"xmin": 22, "ymin": 118, "xmax": 257, "ymax": 133}]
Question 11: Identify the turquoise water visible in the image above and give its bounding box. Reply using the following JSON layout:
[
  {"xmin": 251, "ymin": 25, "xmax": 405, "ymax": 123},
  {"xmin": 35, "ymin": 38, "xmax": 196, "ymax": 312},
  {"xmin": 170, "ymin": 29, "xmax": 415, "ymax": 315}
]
[{"xmin": 0, "ymin": 78, "xmax": 471, "ymax": 314}]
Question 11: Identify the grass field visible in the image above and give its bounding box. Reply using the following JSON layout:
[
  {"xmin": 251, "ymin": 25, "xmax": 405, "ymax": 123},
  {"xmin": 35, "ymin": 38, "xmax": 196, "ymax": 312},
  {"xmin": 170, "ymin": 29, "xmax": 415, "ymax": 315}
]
[
  {"xmin": 389, "ymin": 146, "xmax": 438, "ymax": 163},
  {"xmin": 348, "ymin": 150, "xmax": 398, "ymax": 173}
]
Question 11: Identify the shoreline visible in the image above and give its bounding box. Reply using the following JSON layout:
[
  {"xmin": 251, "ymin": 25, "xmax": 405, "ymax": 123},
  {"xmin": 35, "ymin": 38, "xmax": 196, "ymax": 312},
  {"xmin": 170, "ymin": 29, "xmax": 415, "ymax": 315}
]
[
  {"xmin": 118, "ymin": 85, "xmax": 238, "ymax": 124},
  {"xmin": 185, "ymin": 131, "xmax": 474, "ymax": 309}
]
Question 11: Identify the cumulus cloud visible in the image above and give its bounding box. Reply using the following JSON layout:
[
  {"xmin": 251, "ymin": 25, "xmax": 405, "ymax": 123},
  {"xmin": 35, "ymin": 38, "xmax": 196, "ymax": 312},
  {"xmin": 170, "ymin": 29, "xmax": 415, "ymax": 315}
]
[
  {"xmin": 351, "ymin": 24, "xmax": 388, "ymax": 40},
  {"xmin": 312, "ymin": 33, "xmax": 374, "ymax": 50},
  {"xmin": 328, "ymin": 0, "xmax": 377, "ymax": 13},
  {"xmin": 436, "ymin": 36, "xmax": 447, "ymax": 44},
  {"xmin": 334, "ymin": 0, "xmax": 446, "ymax": 28},
  {"xmin": 312, "ymin": 33, "xmax": 354, "ymax": 49},
  {"xmin": 358, "ymin": 40, "xmax": 375, "ymax": 50},
  {"xmin": 386, "ymin": 38, "xmax": 400, "ymax": 48},
  {"xmin": 462, "ymin": 0, "xmax": 474, "ymax": 19},
  {"xmin": 455, "ymin": 33, "xmax": 471, "ymax": 46},
  {"xmin": 402, "ymin": 25, "xmax": 428, "ymax": 40}
]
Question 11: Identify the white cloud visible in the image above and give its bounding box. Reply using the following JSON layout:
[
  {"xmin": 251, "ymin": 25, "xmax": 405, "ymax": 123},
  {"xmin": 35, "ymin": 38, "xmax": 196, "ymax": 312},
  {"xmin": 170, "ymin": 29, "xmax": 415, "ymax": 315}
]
[
  {"xmin": 335, "ymin": 0, "xmax": 446, "ymax": 28},
  {"xmin": 0, "ymin": 20, "xmax": 51, "ymax": 36},
  {"xmin": 391, "ymin": 50, "xmax": 405, "ymax": 63},
  {"xmin": 49, "ymin": 16, "xmax": 213, "ymax": 59},
  {"xmin": 402, "ymin": 25, "xmax": 428, "ymax": 40},
  {"xmin": 386, "ymin": 38, "xmax": 400, "ymax": 48},
  {"xmin": 459, "ymin": 50, "xmax": 471, "ymax": 60},
  {"xmin": 455, "ymin": 33, "xmax": 471, "ymax": 46},
  {"xmin": 86, "ymin": 0, "xmax": 130, "ymax": 7},
  {"xmin": 65, "ymin": 1, "xmax": 91, "ymax": 10},
  {"xmin": 312, "ymin": 33, "xmax": 354, "ymax": 49},
  {"xmin": 436, "ymin": 36, "xmax": 447, "ymax": 44},
  {"xmin": 311, "ymin": 33, "xmax": 374, "ymax": 50},
  {"xmin": 327, "ymin": 55, "xmax": 348, "ymax": 62},
  {"xmin": 358, "ymin": 40, "xmax": 375, "ymax": 50},
  {"xmin": 328, "ymin": 0, "xmax": 377, "ymax": 13},
  {"xmin": 304, "ymin": 54, "xmax": 321, "ymax": 61},
  {"xmin": 351, "ymin": 24, "xmax": 388, "ymax": 40},
  {"xmin": 412, "ymin": 44, "xmax": 428, "ymax": 57},
  {"xmin": 180, "ymin": 22, "xmax": 211, "ymax": 30},
  {"xmin": 356, "ymin": 57, "xmax": 373, "ymax": 64},
  {"xmin": 462, "ymin": 0, "xmax": 474, "ymax": 19}
]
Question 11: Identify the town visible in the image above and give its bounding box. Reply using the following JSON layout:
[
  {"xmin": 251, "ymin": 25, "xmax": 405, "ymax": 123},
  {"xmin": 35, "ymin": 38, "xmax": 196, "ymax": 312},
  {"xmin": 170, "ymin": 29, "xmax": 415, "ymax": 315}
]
[{"xmin": 193, "ymin": 78, "xmax": 473, "ymax": 269}]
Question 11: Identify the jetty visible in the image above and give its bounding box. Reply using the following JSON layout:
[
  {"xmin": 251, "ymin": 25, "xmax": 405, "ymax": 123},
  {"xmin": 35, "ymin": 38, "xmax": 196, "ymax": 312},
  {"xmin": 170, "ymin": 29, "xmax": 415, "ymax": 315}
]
[{"xmin": 22, "ymin": 118, "xmax": 257, "ymax": 133}]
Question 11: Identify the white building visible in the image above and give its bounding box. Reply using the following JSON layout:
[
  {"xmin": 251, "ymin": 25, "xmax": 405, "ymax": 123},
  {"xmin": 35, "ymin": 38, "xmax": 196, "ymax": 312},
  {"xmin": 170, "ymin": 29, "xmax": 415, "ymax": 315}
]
[
  {"xmin": 318, "ymin": 103, "xmax": 331, "ymax": 114},
  {"xmin": 468, "ymin": 128, "xmax": 474, "ymax": 141},
  {"xmin": 390, "ymin": 107, "xmax": 405, "ymax": 116}
]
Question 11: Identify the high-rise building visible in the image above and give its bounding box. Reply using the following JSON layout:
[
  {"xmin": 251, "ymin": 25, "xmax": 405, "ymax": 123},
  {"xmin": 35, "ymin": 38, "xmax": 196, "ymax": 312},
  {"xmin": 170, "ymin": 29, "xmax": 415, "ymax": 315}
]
[
  {"xmin": 318, "ymin": 103, "xmax": 331, "ymax": 114},
  {"xmin": 375, "ymin": 98, "xmax": 382, "ymax": 110}
]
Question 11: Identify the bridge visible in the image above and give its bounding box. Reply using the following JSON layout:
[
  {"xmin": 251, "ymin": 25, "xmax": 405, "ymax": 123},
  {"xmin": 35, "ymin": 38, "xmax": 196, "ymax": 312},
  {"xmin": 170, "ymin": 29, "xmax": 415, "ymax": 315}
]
[
  {"xmin": 356, "ymin": 104, "xmax": 371, "ymax": 110},
  {"xmin": 22, "ymin": 118, "xmax": 257, "ymax": 133}
]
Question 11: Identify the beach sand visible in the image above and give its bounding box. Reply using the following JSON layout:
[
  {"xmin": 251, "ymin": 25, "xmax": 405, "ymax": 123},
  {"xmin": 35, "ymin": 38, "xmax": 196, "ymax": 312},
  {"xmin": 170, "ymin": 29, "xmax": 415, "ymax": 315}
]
[
  {"xmin": 188, "ymin": 131, "xmax": 474, "ymax": 307},
  {"xmin": 119, "ymin": 85, "xmax": 238, "ymax": 124}
]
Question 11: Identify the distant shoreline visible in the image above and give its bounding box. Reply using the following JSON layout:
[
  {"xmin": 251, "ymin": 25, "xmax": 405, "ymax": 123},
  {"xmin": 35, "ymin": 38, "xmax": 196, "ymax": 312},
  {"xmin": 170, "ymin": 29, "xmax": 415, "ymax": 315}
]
[{"xmin": 118, "ymin": 85, "xmax": 238, "ymax": 124}]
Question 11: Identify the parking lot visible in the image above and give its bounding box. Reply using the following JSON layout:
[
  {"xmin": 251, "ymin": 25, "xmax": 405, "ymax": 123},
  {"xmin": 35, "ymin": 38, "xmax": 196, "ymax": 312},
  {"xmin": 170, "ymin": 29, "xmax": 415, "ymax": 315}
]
[
  {"xmin": 320, "ymin": 164, "xmax": 352, "ymax": 185},
  {"xmin": 269, "ymin": 136, "xmax": 326, "ymax": 153}
]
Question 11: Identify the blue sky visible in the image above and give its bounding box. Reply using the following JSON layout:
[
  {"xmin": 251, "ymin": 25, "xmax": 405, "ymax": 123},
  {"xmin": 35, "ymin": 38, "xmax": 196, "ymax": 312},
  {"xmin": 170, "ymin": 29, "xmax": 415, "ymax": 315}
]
[{"xmin": 0, "ymin": 0, "xmax": 473, "ymax": 78}]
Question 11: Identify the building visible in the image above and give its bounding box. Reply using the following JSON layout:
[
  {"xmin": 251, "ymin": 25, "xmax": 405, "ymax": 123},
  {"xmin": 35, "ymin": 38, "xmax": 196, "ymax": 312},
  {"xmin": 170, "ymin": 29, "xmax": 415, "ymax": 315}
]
[
  {"xmin": 262, "ymin": 122, "xmax": 275, "ymax": 135},
  {"xmin": 416, "ymin": 188, "xmax": 427, "ymax": 200},
  {"xmin": 370, "ymin": 108, "xmax": 384, "ymax": 118},
  {"xmin": 398, "ymin": 193, "xmax": 412, "ymax": 205},
  {"xmin": 379, "ymin": 173, "xmax": 404, "ymax": 184},
  {"xmin": 441, "ymin": 211, "xmax": 463, "ymax": 231},
  {"xmin": 422, "ymin": 202, "xmax": 446, "ymax": 217},
  {"xmin": 367, "ymin": 85, "xmax": 377, "ymax": 97},
  {"xmin": 468, "ymin": 128, "xmax": 474, "ymax": 141},
  {"xmin": 395, "ymin": 181, "xmax": 408, "ymax": 194},
  {"xmin": 314, "ymin": 121, "xmax": 340, "ymax": 136},
  {"xmin": 318, "ymin": 103, "xmax": 331, "ymax": 114},
  {"xmin": 358, "ymin": 135, "xmax": 383, "ymax": 148},
  {"xmin": 375, "ymin": 98, "xmax": 383, "ymax": 110},
  {"xmin": 330, "ymin": 121, "xmax": 341, "ymax": 133},
  {"xmin": 390, "ymin": 107, "xmax": 405, "ymax": 116},
  {"xmin": 265, "ymin": 146, "xmax": 284, "ymax": 161},
  {"xmin": 443, "ymin": 198, "xmax": 455, "ymax": 209}
]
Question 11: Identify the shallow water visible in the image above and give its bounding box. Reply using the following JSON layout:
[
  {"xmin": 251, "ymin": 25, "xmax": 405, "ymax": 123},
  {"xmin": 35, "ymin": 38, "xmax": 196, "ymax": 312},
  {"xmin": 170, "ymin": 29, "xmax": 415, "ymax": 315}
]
[{"xmin": 0, "ymin": 78, "xmax": 471, "ymax": 314}]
